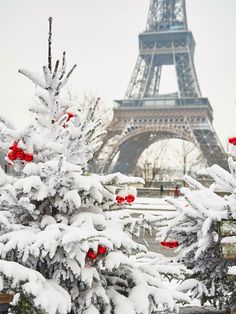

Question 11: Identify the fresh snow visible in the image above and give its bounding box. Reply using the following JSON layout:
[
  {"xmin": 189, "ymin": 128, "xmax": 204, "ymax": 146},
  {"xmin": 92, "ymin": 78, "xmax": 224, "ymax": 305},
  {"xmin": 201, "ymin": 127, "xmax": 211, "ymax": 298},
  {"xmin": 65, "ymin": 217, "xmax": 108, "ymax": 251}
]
[
  {"xmin": 228, "ymin": 266, "xmax": 236, "ymax": 275},
  {"xmin": 0, "ymin": 260, "xmax": 71, "ymax": 314},
  {"xmin": 221, "ymin": 236, "xmax": 236, "ymax": 243}
]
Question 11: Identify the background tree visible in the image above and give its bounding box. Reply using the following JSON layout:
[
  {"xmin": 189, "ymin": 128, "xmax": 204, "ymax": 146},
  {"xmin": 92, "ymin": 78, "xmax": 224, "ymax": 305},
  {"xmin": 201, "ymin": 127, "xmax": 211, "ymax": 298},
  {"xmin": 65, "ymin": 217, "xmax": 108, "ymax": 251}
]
[
  {"xmin": 137, "ymin": 140, "xmax": 168, "ymax": 185},
  {"xmin": 175, "ymin": 140, "xmax": 206, "ymax": 177}
]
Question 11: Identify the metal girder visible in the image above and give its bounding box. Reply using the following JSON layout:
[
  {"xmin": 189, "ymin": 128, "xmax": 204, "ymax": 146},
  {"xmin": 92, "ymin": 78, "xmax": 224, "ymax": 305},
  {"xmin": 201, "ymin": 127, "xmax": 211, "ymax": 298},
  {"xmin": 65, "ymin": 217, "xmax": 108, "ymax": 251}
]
[
  {"xmin": 174, "ymin": 51, "xmax": 201, "ymax": 97},
  {"xmin": 146, "ymin": 0, "xmax": 187, "ymax": 32},
  {"xmin": 125, "ymin": 52, "xmax": 162, "ymax": 99},
  {"xmin": 193, "ymin": 129, "xmax": 228, "ymax": 169},
  {"xmin": 125, "ymin": 56, "xmax": 151, "ymax": 99}
]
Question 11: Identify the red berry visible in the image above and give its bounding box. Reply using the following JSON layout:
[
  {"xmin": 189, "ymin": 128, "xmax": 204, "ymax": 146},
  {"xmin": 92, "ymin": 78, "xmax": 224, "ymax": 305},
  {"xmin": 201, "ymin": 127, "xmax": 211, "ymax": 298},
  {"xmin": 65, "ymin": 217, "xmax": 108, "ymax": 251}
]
[
  {"xmin": 8, "ymin": 152, "xmax": 17, "ymax": 161},
  {"xmin": 229, "ymin": 137, "xmax": 236, "ymax": 144},
  {"xmin": 24, "ymin": 153, "xmax": 33, "ymax": 162},
  {"xmin": 162, "ymin": 241, "xmax": 179, "ymax": 248},
  {"xmin": 86, "ymin": 249, "xmax": 97, "ymax": 260},
  {"xmin": 125, "ymin": 194, "xmax": 135, "ymax": 203},
  {"xmin": 116, "ymin": 195, "xmax": 125, "ymax": 204},
  {"xmin": 16, "ymin": 150, "xmax": 25, "ymax": 160},
  {"xmin": 9, "ymin": 143, "xmax": 18, "ymax": 150},
  {"xmin": 97, "ymin": 245, "xmax": 107, "ymax": 255}
]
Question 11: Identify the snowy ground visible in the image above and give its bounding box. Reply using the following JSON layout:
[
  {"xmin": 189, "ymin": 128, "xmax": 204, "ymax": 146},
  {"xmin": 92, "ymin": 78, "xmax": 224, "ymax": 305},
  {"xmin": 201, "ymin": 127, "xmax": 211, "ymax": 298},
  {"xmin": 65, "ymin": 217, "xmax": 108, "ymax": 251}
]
[{"xmin": 126, "ymin": 196, "xmax": 178, "ymax": 215}]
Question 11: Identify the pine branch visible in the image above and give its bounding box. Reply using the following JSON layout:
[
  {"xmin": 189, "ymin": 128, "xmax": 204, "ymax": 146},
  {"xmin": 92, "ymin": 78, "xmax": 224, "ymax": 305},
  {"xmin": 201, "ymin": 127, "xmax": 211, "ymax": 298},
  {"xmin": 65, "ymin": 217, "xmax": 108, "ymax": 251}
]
[
  {"xmin": 43, "ymin": 66, "xmax": 51, "ymax": 89},
  {"xmin": 52, "ymin": 60, "xmax": 59, "ymax": 80},
  {"xmin": 59, "ymin": 52, "xmax": 66, "ymax": 80},
  {"xmin": 48, "ymin": 17, "xmax": 52, "ymax": 72},
  {"xmin": 57, "ymin": 64, "xmax": 77, "ymax": 93},
  {"xmin": 18, "ymin": 69, "xmax": 46, "ymax": 89}
]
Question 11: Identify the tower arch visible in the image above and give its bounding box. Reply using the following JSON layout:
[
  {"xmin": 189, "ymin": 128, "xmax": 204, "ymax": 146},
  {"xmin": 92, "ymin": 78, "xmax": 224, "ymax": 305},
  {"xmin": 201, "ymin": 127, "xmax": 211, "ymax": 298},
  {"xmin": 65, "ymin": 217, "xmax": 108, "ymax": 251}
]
[{"xmin": 99, "ymin": 122, "xmax": 200, "ymax": 174}]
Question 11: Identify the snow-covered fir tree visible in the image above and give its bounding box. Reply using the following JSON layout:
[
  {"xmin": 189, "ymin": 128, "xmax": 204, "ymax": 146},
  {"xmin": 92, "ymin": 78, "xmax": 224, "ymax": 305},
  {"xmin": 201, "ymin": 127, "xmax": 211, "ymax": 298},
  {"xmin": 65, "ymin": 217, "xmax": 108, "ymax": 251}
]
[
  {"xmin": 155, "ymin": 158, "xmax": 236, "ymax": 310},
  {"xmin": 0, "ymin": 21, "xmax": 192, "ymax": 313}
]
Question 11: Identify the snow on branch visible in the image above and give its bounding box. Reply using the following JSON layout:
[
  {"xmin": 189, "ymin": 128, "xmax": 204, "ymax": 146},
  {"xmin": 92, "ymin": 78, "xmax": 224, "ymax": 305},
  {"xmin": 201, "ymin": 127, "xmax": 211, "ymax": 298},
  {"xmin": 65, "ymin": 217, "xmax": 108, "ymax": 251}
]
[
  {"xmin": 208, "ymin": 161, "xmax": 236, "ymax": 192},
  {"xmin": 19, "ymin": 52, "xmax": 76, "ymax": 119},
  {"xmin": 18, "ymin": 69, "xmax": 47, "ymax": 89},
  {"xmin": 96, "ymin": 172, "xmax": 144, "ymax": 186},
  {"xmin": 0, "ymin": 260, "xmax": 71, "ymax": 314}
]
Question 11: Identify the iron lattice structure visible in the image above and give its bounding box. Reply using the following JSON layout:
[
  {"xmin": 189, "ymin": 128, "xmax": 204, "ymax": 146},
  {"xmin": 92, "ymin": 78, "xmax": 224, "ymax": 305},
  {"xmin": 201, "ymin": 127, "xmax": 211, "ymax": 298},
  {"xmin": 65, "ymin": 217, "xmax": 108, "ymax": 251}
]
[{"xmin": 94, "ymin": 0, "xmax": 227, "ymax": 174}]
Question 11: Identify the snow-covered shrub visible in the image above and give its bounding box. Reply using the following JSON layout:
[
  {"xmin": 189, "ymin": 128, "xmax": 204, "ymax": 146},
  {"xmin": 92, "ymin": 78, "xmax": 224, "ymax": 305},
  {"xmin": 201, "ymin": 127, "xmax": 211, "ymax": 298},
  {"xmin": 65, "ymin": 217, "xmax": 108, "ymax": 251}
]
[{"xmin": 156, "ymin": 160, "xmax": 236, "ymax": 309}]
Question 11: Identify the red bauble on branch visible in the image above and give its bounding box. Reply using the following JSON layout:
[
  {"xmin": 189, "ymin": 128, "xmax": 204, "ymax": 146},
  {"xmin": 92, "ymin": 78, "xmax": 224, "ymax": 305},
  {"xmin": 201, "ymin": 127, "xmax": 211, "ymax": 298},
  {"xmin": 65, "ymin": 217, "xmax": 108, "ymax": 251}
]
[
  {"xmin": 16, "ymin": 150, "xmax": 25, "ymax": 160},
  {"xmin": 116, "ymin": 195, "xmax": 125, "ymax": 204},
  {"xmin": 8, "ymin": 152, "xmax": 17, "ymax": 161},
  {"xmin": 86, "ymin": 249, "xmax": 97, "ymax": 260},
  {"xmin": 8, "ymin": 142, "xmax": 34, "ymax": 163},
  {"xmin": 125, "ymin": 194, "xmax": 135, "ymax": 203},
  {"xmin": 228, "ymin": 137, "xmax": 236, "ymax": 145},
  {"xmin": 9, "ymin": 142, "xmax": 18, "ymax": 150},
  {"xmin": 161, "ymin": 241, "xmax": 179, "ymax": 248},
  {"xmin": 97, "ymin": 245, "xmax": 107, "ymax": 255},
  {"xmin": 24, "ymin": 153, "xmax": 33, "ymax": 162}
]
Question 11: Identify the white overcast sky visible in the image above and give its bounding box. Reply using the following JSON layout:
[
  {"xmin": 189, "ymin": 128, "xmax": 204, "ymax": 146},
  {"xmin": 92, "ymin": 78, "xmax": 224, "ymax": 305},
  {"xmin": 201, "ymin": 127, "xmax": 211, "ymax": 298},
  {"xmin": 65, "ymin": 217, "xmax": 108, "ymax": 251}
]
[{"xmin": 0, "ymin": 0, "xmax": 236, "ymax": 149}]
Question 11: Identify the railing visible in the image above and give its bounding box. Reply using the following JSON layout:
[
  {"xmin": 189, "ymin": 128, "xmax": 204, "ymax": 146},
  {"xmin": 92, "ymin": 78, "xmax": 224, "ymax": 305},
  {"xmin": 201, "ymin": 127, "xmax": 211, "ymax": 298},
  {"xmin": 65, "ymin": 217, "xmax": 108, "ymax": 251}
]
[
  {"xmin": 136, "ymin": 187, "xmax": 229, "ymax": 198},
  {"xmin": 116, "ymin": 97, "xmax": 211, "ymax": 109}
]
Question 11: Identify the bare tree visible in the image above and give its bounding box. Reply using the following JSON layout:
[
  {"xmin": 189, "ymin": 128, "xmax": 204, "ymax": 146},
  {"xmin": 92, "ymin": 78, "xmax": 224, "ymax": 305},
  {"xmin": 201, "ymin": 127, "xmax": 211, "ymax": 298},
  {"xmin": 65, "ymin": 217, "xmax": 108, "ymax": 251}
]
[
  {"xmin": 176, "ymin": 140, "xmax": 206, "ymax": 177},
  {"xmin": 137, "ymin": 140, "xmax": 169, "ymax": 185}
]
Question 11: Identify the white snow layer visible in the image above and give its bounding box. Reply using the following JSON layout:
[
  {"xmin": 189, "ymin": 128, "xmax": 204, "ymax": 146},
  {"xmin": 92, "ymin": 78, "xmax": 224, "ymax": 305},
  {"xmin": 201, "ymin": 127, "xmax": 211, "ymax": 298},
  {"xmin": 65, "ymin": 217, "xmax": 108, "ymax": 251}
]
[
  {"xmin": 0, "ymin": 260, "xmax": 71, "ymax": 314},
  {"xmin": 221, "ymin": 236, "xmax": 236, "ymax": 243},
  {"xmin": 228, "ymin": 266, "xmax": 236, "ymax": 275}
]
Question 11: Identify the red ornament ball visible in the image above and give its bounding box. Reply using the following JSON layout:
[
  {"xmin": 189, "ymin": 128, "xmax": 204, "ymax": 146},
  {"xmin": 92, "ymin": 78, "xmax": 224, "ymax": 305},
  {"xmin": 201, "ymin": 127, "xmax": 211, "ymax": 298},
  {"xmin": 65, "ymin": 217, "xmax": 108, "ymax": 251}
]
[
  {"xmin": 97, "ymin": 245, "xmax": 107, "ymax": 255},
  {"xmin": 16, "ymin": 150, "xmax": 25, "ymax": 160},
  {"xmin": 8, "ymin": 152, "xmax": 17, "ymax": 161},
  {"xmin": 125, "ymin": 194, "xmax": 135, "ymax": 203},
  {"xmin": 86, "ymin": 249, "xmax": 97, "ymax": 260},
  {"xmin": 116, "ymin": 195, "xmax": 125, "ymax": 204},
  {"xmin": 9, "ymin": 143, "xmax": 18, "ymax": 151},
  {"xmin": 161, "ymin": 241, "xmax": 179, "ymax": 248},
  {"xmin": 24, "ymin": 153, "xmax": 33, "ymax": 162},
  {"xmin": 229, "ymin": 137, "xmax": 236, "ymax": 145}
]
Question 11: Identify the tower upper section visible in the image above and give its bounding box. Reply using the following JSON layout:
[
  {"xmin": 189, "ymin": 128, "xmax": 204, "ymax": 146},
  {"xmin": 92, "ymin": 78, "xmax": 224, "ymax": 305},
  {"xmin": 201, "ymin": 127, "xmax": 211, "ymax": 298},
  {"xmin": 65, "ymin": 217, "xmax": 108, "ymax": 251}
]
[{"xmin": 146, "ymin": 0, "xmax": 188, "ymax": 32}]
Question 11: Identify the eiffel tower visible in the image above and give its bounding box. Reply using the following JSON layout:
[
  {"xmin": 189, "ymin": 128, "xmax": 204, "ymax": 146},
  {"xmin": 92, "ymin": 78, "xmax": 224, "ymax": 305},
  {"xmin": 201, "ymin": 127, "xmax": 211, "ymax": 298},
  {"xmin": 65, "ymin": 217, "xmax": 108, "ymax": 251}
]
[{"xmin": 95, "ymin": 0, "xmax": 227, "ymax": 174}]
